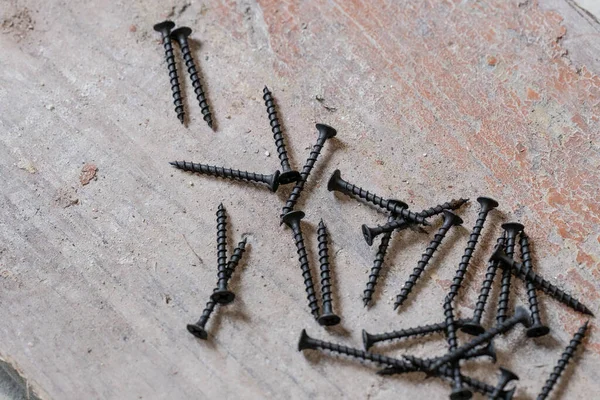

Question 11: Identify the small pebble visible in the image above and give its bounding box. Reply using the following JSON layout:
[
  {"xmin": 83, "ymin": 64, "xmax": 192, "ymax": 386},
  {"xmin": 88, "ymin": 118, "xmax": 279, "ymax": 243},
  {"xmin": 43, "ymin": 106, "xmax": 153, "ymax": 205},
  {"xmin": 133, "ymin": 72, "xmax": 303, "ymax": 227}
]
[
  {"xmin": 265, "ymin": 151, "xmax": 270, "ymax": 157},
  {"xmin": 46, "ymin": 104, "xmax": 55, "ymax": 111}
]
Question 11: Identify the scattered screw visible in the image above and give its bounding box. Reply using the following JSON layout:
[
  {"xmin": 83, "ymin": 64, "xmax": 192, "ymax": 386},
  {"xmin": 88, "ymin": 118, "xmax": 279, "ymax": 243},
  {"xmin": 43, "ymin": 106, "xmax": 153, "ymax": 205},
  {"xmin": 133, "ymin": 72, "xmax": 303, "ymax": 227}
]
[
  {"xmin": 153, "ymin": 21, "xmax": 184, "ymax": 124},
  {"xmin": 280, "ymin": 124, "xmax": 337, "ymax": 220},
  {"xmin": 443, "ymin": 296, "xmax": 472, "ymax": 400},
  {"xmin": 536, "ymin": 321, "xmax": 589, "ymax": 400},
  {"xmin": 171, "ymin": 27, "xmax": 213, "ymax": 129},
  {"xmin": 496, "ymin": 222, "xmax": 524, "ymax": 325},
  {"xmin": 263, "ymin": 86, "xmax": 300, "ymax": 184},
  {"xmin": 448, "ymin": 197, "xmax": 498, "ymax": 299},
  {"xmin": 394, "ymin": 210, "xmax": 463, "ymax": 310},
  {"xmin": 317, "ymin": 220, "xmax": 340, "ymax": 326},
  {"xmin": 212, "ymin": 238, "xmax": 247, "ymax": 304},
  {"xmin": 520, "ymin": 232, "xmax": 550, "ymax": 338},
  {"xmin": 211, "ymin": 204, "xmax": 234, "ymax": 304},
  {"xmin": 489, "ymin": 247, "xmax": 594, "ymax": 316},
  {"xmin": 489, "ymin": 368, "xmax": 519, "ymax": 400},
  {"xmin": 425, "ymin": 307, "xmax": 531, "ymax": 372},
  {"xmin": 282, "ymin": 211, "xmax": 320, "ymax": 319},
  {"xmin": 327, "ymin": 169, "xmax": 429, "ymax": 225},
  {"xmin": 169, "ymin": 161, "xmax": 281, "ymax": 193},
  {"xmin": 461, "ymin": 232, "xmax": 507, "ymax": 336},
  {"xmin": 362, "ymin": 318, "xmax": 470, "ymax": 350}
]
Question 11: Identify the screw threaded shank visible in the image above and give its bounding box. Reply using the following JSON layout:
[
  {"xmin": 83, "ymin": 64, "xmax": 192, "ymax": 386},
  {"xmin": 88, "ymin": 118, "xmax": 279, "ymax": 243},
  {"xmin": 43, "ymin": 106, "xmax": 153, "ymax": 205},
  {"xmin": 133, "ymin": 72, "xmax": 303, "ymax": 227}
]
[
  {"xmin": 363, "ymin": 319, "xmax": 470, "ymax": 350},
  {"xmin": 520, "ymin": 233, "xmax": 549, "ymax": 337},
  {"xmin": 317, "ymin": 220, "xmax": 340, "ymax": 326},
  {"xmin": 263, "ymin": 87, "xmax": 293, "ymax": 173},
  {"xmin": 497, "ymin": 223, "xmax": 523, "ymax": 324},
  {"xmin": 215, "ymin": 204, "xmax": 228, "ymax": 287},
  {"xmin": 154, "ymin": 21, "xmax": 184, "ymax": 123},
  {"xmin": 177, "ymin": 36, "xmax": 212, "ymax": 128}
]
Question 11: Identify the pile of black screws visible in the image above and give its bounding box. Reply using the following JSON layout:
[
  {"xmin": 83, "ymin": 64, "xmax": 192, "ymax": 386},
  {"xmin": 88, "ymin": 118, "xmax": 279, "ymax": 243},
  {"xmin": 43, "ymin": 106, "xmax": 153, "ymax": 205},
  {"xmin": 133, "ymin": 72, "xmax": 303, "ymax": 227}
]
[{"xmin": 165, "ymin": 73, "xmax": 593, "ymax": 398}]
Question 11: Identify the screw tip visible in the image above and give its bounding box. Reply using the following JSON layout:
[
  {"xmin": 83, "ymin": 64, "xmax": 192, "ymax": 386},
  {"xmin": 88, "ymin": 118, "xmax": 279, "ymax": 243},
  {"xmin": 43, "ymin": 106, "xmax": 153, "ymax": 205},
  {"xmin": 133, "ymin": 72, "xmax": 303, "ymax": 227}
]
[
  {"xmin": 178, "ymin": 114, "xmax": 185, "ymax": 124},
  {"xmin": 263, "ymin": 85, "xmax": 269, "ymax": 93},
  {"xmin": 363, "ymin": 298, "xmax": 370, "ymax": 307}
]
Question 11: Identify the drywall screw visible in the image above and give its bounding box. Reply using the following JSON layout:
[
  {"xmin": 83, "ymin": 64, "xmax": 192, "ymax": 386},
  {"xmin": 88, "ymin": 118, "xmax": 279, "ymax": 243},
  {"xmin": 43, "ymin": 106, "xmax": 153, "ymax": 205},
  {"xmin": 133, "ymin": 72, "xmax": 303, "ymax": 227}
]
[
  {"xmin": 394, "ymin": 210, "xmax": 463, "ymax": 310},
  {"xmin": 316, "ymin": 220, "xmax": 340, "ymax": 326},
  {"xmin": 169, "ymin": 161, "xmax": 281, "ymax": 193},
  {"xmin": 447, "ymin": 197, "xmax": 499, "ymax": 299},
  {"xmin": 282, "ymin": 211, "xmax": 320, "ymax": 319},
  {"xmin": 361, "ymin": 198, "xmax": 470, "ymax": 245},
  {"xmin": 153, "ymin": 21, "xmax": 184, "ymax": 124},
  {"xmin": 489, "ymin": 368, "xmax": 519, "ymax": 400},
  {"xmin": 536, "ymin": 321, "xmax": 589, "ymax": 400},
  {"xmin": 461, "ymin": 233, "xmax": 507, "ymax": 336},
  {"xmin": 490, "ymin": 247, "xmax": 594, "ymax": 316},
  {"xmin": 363, "ymin": 198, "xmax": 469, "ymax": 305},
  {"xmin": 425, "ymin": 307, "xmax": 531, "ymax": 372},
  {"xmin": 401, "ymin": 354, "xmax": 507, "ymax": 397},
  {"xmin": 496, "ymin": 222, "xmax": 524, "ymax": 325},
  {"xmin": 187, "ymin": 240, "xmax": 247, "ymax": 339},
  {"xmin": 520, "ymin": 232, "xmax": 550, "ymax": 338},
  {"xmin": 170, "ymin": 27, "xmax": 213, "ymax": 129},
  {"xmin": 443, "ymin": 296, "xmax": 472, "ymax": 400},
  {"xmin": 263, "ymin": 86, "xmax": 300, "ymax": 184},
  {"xmin": 362, "ymin": 318, "xmax": 471, "ymax": 350},
  {"xmin": 212, "ymin": 238, "xmax": 248, "ymax": 305},
  {"xmin": 211, "ymin": 204, "xmax": 233, "ymax": 304},
  {"xmin": 280, "ymin": 124, "xmax": 337, "ymax": 220},
  {"xmin": 327, "ymin": 169, "xmax": 429, "ymax": 226},
  {"xmin": 378, "ymin": 342, "xmax": 496, "ymax": 375}
]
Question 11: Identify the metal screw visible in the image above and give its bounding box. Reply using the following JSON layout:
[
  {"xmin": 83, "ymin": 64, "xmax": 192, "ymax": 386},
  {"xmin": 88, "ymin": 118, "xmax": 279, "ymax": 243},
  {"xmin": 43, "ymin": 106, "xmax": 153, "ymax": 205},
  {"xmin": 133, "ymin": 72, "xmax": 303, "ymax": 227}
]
[
  {"xmin": 280, "ymin": 124, "xmax": 337, "ymax": 220},
  {"xmin": 536, "ymin": 321, "xmax": 589, "ymax": 400},
  {"xmin": 447, "ymin": 197, "xmax": 498, "ymax": 299},
  {"xmin": 317, "ymin": 220, "xmax": 340, "ymax": 326},
  {"xmin": 187, "ymin": 240, "xmax": 247, "ymax": 339},
  {"xmin": 461, "ymin": 233, "xmax": 507, "ymax": 336},
  {"xmin": 211, "ymin": 204, "xmax": 234, "ymax": 304},
  {"xmin": 490, "ymin": 247, "xmax": 594, "ymax": 316},
  {"xmin": 520, "ymin": 232, "xmax": 550, "ymax": 338},
  {"xmin": 496, "ymin": 222, "xmax": 524, "ymax": 325},
  {"xmin": 394, "ymin": 210, "xmax": 463, "ymax": 310},
  {"xmin": 169, "ymin": 161, "xmax": 281, "ymax": 193},
  {"xmin": 153, "ymin": 21, "xmax": 184, "ymax": 124},
  {"xmin": 361, "ymin": 198, "xmax": 470, "ymax": 246},
  {"xmin": 443, "ymin": 296, "xmax": 472, "ymax": 400},
  {"xmin": 361, "ymin": 202, "xmax": 409, "ymax": 247},
  {"xmin": 212, "ymin": 239, "xmax": 247, "ymax": 304},
  {"xmin": 282, "ymin": 211, "xmax": 320, "ymax": 319},
  {"xmin": 170, "ymin": 27, "xmax": 213, "ymax": 129},
  {"xmin": 489, "ymin": 368, "xmax": 519, "ymax": 400},
  {"xmin": 425, "ymin": 307, "xmax": 531, "ymax": 372},
  {"xmin": 262, "ymin": 86, "xmax": 300, "ymax": 184},
  {"xmin": 327, "ymin": 169, "xmax": 429, "ymax": 226},
  {"xmin": 362, "ymin": 318, "xmax": 471, "ymax": 351}
]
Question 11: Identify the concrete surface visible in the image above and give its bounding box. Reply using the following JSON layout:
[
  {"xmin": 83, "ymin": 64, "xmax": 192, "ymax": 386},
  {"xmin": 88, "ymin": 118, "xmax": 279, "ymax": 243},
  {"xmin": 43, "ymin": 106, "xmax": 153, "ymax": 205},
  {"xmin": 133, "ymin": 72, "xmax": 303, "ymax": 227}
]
[{"xmin": 0, "ymin": 0, "xmax": 599, "ymax": 399}]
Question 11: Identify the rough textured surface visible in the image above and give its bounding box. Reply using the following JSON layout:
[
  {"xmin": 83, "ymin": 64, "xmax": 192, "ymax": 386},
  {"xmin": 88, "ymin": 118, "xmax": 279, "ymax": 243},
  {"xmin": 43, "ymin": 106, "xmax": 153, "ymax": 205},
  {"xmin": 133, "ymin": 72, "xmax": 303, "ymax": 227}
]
[{"xmin": 0, "ymin": 0, "xmax": 599, "ymax": 399}]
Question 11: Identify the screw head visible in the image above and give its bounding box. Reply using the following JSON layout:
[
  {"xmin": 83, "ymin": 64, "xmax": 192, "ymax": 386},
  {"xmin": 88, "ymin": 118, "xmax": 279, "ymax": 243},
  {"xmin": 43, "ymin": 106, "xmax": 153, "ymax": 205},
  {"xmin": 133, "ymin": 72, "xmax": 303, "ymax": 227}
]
[
  {"xmin": 443, "ymin": 210, "xmax": 464, "ymax": 226},
  {"xmin": 278, "ymin": 170, "xmax": 301, "ymax": 185},
  {"xmin": 499, "ymin": 367, "xmax": 520, "ymax": 383},
  {"xmin": 501, "ymin": 222, "xmax": 525, "ymax": 233},
  {"xmin": 297, "ymin": 329, "xmax": 313, "ymax": 351},
  {"xmin": 282, "ymin": 210, "xmax": 306, "ymax": 229},
  {"xmin": 450, "ymin": 388, "xmax": 472, "ymax": 400},
  {"xmin": 153, "ymin": 20, "xmax": 175, "ymax": 33},
  {"xmin": 316, "ymin": 123, "xmax": 337, "ymax": 139},
  {"xmin": 460, "ymin": 321, "xmax": 486, "ymax": 336},
  {"xmin": 526, "ymin": 323, "xmax": 550, "ymax": 338},
  {"xmin": 485, "ymin": 341, "xmax": 498, "ymax": 363},
  {"xmin": 269, "ymin": 170, "xmax": 281, "ymax": 193},
  {"xmin": 170, "ymin": 26, "xmax": 192, "ymax": 41},
  {"xmin": 362, "ymin": 329, "xmax": 375, "ymax": 350},
  {"xmin": 476, "ymin": 196, "xmax": 499, "ymax": 209},
  {"xmin": 361, "ymin": 224, "xmax": 376, "ymax": 246},
  {"xmin": 186, "ymin": 323, "xmax": 208, "ymax": 340},
  {"xmin": 318, "ymin": 312, "xmax": 341, "ymax": 327},
  {"xmin": 327, "ymin": 169, "xmax": 342, "ymax": 192},
  {"xmin": 211, "ymin": 290, "xmax": 235, "ymax": 305}
]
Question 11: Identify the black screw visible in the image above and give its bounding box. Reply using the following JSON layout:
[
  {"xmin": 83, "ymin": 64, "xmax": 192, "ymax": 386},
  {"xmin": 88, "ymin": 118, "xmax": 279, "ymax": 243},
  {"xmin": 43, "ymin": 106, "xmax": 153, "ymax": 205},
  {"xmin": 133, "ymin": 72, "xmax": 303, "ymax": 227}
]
[
  {"xmin": 425, "ymin": 307, "xmax": 531, "ymax": 372},
  {"xmin": 489, "ymin": 368, "xmax": 519, "ymax": 400},
  {"xmin": 280, "ymin": 124, "xmax": 337, "ymax": 220},
  {"xmin": 361, "ymin": 202, "xmax": 410, "ymax": 247},
  {"xmin": 447, "ymin": 197, "xmax": 499, "ymax": 299},
  {"xmin": 153, "ymin": 21, "xmax": 184, "ymax": 124},
  {"xmin": 187, "ymin": 239, "xmax": 247, "ymax": 339},
  {"xmin": 496, "ymin": 222, "xmax": 524, "ymax": 325},
  {"xmin": 211, "ymin": 204, "xmax": 234, "ymax": 304},
  {"xmin": 317, "ymin": 220, "xmax": 341, "ymax": 326},
  {"xmin": 327, "ymin": 169, "xmax": 429, "ymax": 226},
  {"xmin": 362, "ymin": 318, "xmax": 471, "ymax": 351},
  {"xmin": 461, "ymin": 232, "xmax": 507, "ymax": 336},
  {"xmin": 489, "ymin": 246, "xmax": 594, "ymax": 316},
  {"xmin": 443, "ymin": 296, "xmax": 472, "ymax": 400},
  {"xmin": 394, "ymin": 210, "xmax": 463, "ymax": 310},
  {"xmin": 536, "ymin": 321, "xmax": 589, "ymax": 400},
  {"xmin": 169, "ymin": 161, "xmax": 281, "ymax": 193},
  {"xmin": 361, "ymin": 198, "xmax": 470, "ymax": 246},
  {"xmin": 170, "ymin": 27, "xmax": 213, "ymax": 129},
  {"xmin": 282, "ymin": 211, "xmax": 320, "ymax": 319},
  {"xmin": 211, "ymin": 238, "xmax": 247, "ymax": 305},
  {"xmin": 262, "ymin": 86, "xmax": 300, "ymax": 184},
  {"xmin": 520, "ymin": 232, "xmax": 550, "ymax": 338}
]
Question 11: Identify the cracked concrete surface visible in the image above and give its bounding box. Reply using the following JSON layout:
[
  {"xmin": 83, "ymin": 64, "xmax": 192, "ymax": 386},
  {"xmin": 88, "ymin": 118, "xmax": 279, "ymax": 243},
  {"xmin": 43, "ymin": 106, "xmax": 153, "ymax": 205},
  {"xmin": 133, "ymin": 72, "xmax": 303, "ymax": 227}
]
[{"xmin": 0, "ymin": 0, "xmax": 599, "ymax": 399}]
